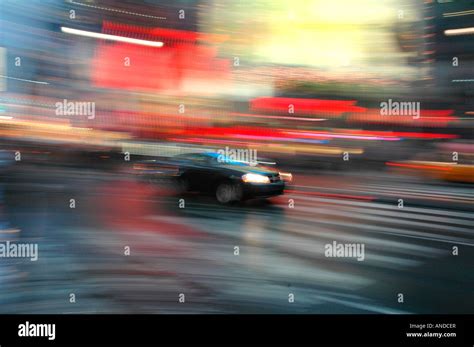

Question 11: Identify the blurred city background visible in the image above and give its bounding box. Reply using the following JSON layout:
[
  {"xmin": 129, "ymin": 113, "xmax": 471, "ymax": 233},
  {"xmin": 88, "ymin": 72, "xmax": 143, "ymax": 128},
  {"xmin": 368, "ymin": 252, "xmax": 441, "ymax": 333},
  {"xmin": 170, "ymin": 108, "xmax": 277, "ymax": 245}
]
[{"xmin": 0, "ymin": 0, "xmax": 473, "ymax": 313}]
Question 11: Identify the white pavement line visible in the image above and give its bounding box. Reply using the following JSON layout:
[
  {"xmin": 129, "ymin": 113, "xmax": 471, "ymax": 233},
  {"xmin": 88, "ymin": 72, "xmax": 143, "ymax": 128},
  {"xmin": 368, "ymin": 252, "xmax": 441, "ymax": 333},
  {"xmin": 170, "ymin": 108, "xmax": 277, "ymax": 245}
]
[
  {"xmin": 316, "ymin": 294, "xmax": 410, "ymax": 314},
  {"xmin": 288, "ymin": 198, "xmax": 474, "ymax": 227},
  {"xmin": 290, "ymin": 205, "xmax": 473, "ymax": 235},
  {"xmin": 293, "ymin": 184, "xmax": 473, "ymax": 200},
  {"xmin": 288, "ymin": 194, "xmax": 474, "ymax": 219},
  {"xmin": 290, "ymin": 212, "xmax": 474, "ymax": 247},
  {"xmin": 362, "ymin": 183, "xmax": 474, "ymax": 198}
]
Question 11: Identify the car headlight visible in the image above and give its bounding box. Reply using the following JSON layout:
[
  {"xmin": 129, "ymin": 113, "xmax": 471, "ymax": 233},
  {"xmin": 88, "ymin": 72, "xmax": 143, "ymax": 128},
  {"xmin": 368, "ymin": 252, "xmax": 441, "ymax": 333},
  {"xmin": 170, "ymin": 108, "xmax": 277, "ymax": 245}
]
[
  {"xmin": 279, "ymin": 172, "xmax": 293, "ymax": 182},
  {"xmin": 242, "ymin": 173, "xmax": 270, "ymax": 184}
]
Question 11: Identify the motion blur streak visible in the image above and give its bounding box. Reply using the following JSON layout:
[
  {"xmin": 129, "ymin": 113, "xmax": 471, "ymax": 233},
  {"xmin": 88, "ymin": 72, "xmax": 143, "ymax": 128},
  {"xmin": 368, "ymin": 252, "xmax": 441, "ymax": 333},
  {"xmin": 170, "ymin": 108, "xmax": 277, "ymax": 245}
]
[
  {"xmin": 0, "ymin": 0, "xmax": 472, "ymax": 314},
  {"xmin": 61, "ymin": 27, "xmax": 165, "ymax": 47}
]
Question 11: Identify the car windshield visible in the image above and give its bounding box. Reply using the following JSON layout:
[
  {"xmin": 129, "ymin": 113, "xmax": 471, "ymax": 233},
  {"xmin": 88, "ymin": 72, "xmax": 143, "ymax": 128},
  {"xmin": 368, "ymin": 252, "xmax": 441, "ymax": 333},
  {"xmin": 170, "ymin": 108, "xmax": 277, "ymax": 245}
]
[
  {"xmin": 203, "ymin": 152, "xmax": 249, "ymax": 166},
  {"xmin": 176, "ymin": 152, "xmax": 251, "ymax": 166}
]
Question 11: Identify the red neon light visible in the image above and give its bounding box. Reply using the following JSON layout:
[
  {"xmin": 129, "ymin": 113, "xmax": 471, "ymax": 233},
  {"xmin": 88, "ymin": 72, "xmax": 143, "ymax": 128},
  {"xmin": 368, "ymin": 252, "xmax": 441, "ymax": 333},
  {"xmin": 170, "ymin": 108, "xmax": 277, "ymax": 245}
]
[
  {"xmin": 92, "ymin": 22, "xmax": 230, "ymax": 92},
  {"xmin": 250, "ymin": 97, "xmax": 366, "ymax": 116}
]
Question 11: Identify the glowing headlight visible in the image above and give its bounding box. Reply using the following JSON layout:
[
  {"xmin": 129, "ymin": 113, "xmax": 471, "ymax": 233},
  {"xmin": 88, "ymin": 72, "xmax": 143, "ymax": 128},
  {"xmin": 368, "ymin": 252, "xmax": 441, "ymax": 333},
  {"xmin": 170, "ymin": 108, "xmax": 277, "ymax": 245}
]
[
  {"xmin": 279, "ymin": 172, "xmax": 293, "ymax": 182},
  {"xmin": 242, "ymin": 173, "xmax": 270, "ymax": 184}
]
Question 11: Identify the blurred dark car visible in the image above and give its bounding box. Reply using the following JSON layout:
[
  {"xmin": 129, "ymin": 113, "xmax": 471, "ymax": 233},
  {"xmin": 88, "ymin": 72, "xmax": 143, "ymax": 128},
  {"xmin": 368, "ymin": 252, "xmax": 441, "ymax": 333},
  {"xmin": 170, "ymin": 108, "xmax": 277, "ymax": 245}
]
[{"xmin": 136, "ymin": 152, "xmax": 288, "ymax": 203}]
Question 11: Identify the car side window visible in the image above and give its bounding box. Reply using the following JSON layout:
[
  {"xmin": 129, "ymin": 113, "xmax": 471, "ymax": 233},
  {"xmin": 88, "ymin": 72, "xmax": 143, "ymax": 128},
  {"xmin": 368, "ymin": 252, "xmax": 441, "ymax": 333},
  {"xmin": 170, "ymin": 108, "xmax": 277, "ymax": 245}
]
[{"xmin": 205, "ymin": 156, "xmax": 219, "ymax": 166}]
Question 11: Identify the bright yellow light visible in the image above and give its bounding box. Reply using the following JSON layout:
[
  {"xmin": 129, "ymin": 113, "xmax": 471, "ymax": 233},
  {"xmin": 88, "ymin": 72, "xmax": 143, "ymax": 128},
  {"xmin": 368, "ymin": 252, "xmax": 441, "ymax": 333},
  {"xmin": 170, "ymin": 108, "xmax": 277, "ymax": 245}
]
[
  {"xmin": 242, "ymin": 173, "xmax": 271, "ymax": 184},
  {"xmin": 252, "ymin": 0, "xmax": 410, "ymax": 69}
]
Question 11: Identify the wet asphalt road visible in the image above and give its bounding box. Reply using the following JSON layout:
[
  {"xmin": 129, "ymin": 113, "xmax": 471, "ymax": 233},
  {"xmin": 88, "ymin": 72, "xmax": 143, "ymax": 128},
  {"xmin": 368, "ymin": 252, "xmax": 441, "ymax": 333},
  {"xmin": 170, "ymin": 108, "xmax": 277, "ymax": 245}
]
[{"xmin": 0, "ymin": 168, "xmax": 473, "ymax": 313}]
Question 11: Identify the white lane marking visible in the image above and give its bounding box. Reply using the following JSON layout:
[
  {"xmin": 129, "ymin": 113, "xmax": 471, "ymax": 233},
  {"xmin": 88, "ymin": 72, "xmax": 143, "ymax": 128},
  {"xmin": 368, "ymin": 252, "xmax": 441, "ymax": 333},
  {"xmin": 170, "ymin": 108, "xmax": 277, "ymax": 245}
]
[
  {"xmin": 288, "ymin": 210, "xmax": 474, "ymax": 247},
  {"xmin": 315, "ymin": 294, "xmax": 410, "ymax": 314},
  {"xmin": 287, "ymin": 194, "xmax": 474, "ymax": 219},
  {"xmin": 286, "ymin": 197, "xmax": 474, "ymax": 227}
]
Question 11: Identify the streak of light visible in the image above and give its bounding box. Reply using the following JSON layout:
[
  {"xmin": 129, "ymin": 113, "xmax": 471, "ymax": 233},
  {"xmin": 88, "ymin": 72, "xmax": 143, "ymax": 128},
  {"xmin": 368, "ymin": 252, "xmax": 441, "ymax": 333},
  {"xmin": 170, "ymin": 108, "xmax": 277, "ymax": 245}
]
[{"xmin": 61, "ymin": 27, "xmax": 164, "ymax": 47}]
